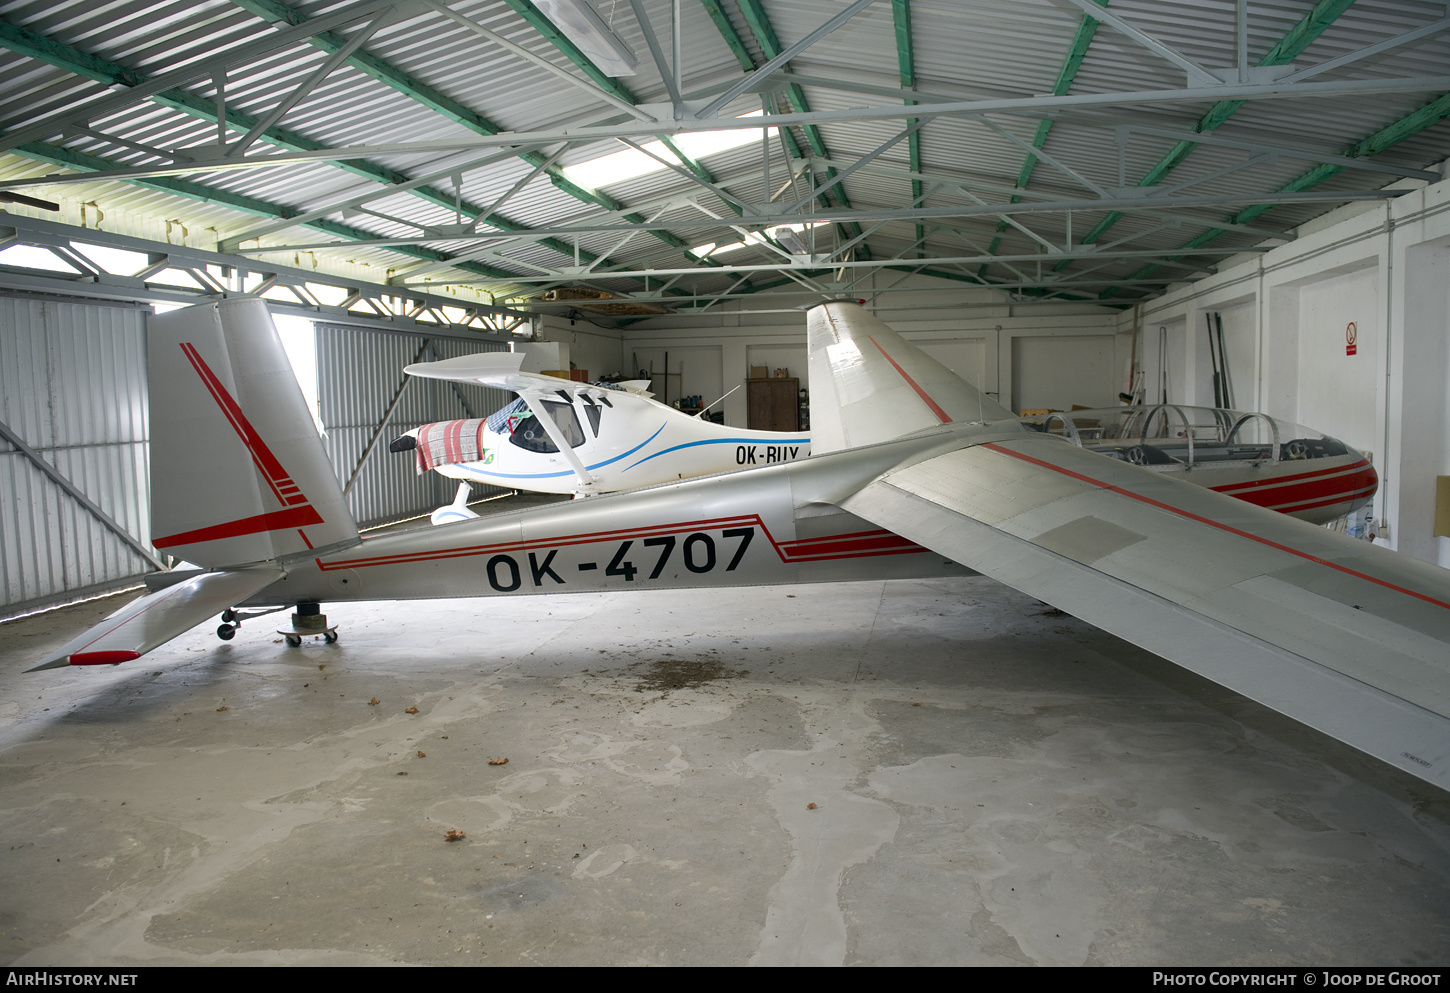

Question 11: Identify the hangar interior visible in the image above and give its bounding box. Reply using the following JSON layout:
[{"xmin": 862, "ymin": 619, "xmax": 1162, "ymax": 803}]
[{"xmin": 1, "ymin": 0, "xmax": 1449, "ymax": 967}]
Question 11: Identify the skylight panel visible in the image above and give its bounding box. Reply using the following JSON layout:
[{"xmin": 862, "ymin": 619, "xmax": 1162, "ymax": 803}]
[
  {"xmin": 563, "ymin": 112, "xmax": 779, "ymax": 191},
  {"xmin": 0, "ymin": 245, "xmax": 80, "ymax": 273}
]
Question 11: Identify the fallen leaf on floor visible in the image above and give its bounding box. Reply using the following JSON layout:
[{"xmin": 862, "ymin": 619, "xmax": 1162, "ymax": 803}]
[
  {"xmin": 488, "ymin": 757, "xmax": 509, "ymax": 766},
  {"xmin": 216, "ymin": 706, "xmax": 229, "ymax": 712},
  {"xmin": 807, "ymin": 802, "xmax": 818, "ymax": 809},
  {"xmin": 405, "ymin": 706, "xmax": 419, "ymax": 714},
  {"xmin": 445, "ymin": 829, "xmax": 465, "ymax": 842},
  {"xmin": 369, "ymin": 697, "xmax": 380, "ymax": 706},
  {"xmin": 417, "ymin": 750, "xmax": 426, "ymax": 758},
  {"xmin": 318, "ymin": 664, "xmax": 326, "ymax": 670},
  {"xmin": 911, "ymin": 702, "xmax": 921, "ymax": 707}
]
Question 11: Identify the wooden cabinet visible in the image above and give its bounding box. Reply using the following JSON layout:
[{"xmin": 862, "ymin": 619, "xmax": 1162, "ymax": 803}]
[{"xmin": 747, "ymin": 378, "xmax": 799, "ymax": 431}]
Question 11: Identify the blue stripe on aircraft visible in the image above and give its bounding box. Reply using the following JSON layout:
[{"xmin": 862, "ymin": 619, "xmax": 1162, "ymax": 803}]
[
  {"xmin": 624, "ymin": 436, "xmax": 810, "ymax": 472},
  {"xmin": 454, "ymin": 423, "xmax": 668, "ymax": 480}
]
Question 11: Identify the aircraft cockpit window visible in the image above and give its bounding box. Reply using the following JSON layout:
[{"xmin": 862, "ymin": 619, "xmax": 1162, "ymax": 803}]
[
  {"xmin": 583, "ymin": 403, "xmax": 602, "ymax": 437},
  {"xmin": 507, "ymin": 400, "xmax": 586, "ymax": 454},
  {"xmin": 1014, "ymin": 405, "xmax": 1361, "ymax": 469}
]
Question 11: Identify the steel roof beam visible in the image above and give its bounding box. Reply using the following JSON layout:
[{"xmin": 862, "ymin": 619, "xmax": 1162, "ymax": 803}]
[
  {"xmin": 1115, "ymin": 90, "xmax": 1450, "ymax": 293},
  {"xmin": 981, "ymin": 0, "xmax": 1106, "ymax": 278},
  {"xmin": 0, "ymin": 211, "xmax": 530, "ymax": 324},
  {"xmin": 11, "ymin": 70, "xmax": 1440, "ymax": 190},
  {"xmin": 732, "ymin": 0, "xmax": 869, "ymax": 252},
  {"xmin": 1059, "ymin": 0, "xmax": 1357, "ymax": 270},
  {"xmin": 0, "ymin": 0, "xmax": 406, "ymax": 155},
  {"xmin": 222, "ymin": 0, "xmax": 706, "ymax": 277},
  {"xmin": 1055, "ymin": 0, "xmax": 1220, "ymax": 87},
  {"xmin": 7, "ymin": 138, "xmax": 530, "ymax": 284},
  {"xmin": 0, "ymin": 15, "xmax": 611, "ymax": 274},
  {"xmin": 698, "ymin": 0, "xmax": 882, "ymax": 119},
  {"xmin": 233, "ymin": 187, "xmax": 1402, "ymax": 254},
  {"xmin": 892, "ymin": 0, "xmax": 924, "ymax": 258},
  {"xmin": 381, "ymin": 245, "xmax": 1269, "ymax": 284}
]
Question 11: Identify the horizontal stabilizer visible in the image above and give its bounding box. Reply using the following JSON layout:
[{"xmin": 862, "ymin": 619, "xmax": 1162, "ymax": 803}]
[{"xmin": 27, "ymin": 566, "xmax": 283, "ymax": 671}]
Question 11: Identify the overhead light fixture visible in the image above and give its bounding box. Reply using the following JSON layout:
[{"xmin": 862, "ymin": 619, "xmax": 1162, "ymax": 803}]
[{"xmin": 532, "ymin": 0, "xmax": 638, "ymax": 77}]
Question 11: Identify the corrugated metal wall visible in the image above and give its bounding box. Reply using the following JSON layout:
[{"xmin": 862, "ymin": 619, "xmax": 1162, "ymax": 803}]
[
  {"xmin": 0, "ymin": 296, "xmax": 153, "ymax": 611},
  {"xmin": 315, "ymin": 323, "xmax": 512, "ymax": 528}
]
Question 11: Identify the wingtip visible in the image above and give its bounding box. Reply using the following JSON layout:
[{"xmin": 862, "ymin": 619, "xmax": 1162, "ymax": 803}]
[{"xmin": 25, "ymin": 655, "xmax": 71, "ymax": 672}]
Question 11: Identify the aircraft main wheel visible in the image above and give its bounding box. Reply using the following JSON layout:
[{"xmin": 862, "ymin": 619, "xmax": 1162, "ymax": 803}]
[
  {"xmin": 285, "ymin": 634, "xmax": 302, "ymax": 647},
  {"xmin": 323, "ymin": 631, "xmax": 338, "ymax": 644},
  {"xmin": 221, "ymin": 609, "xmax": 237, "ymax": 622},
  {"xmin": 217, "ymin": 624, "xmax": 236, "ymax": 640}
]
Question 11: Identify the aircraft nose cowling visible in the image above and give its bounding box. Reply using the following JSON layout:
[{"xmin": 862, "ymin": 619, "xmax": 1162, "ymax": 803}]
[{"xmin": 388, "ymin": 435, "xmax": 417, "ymax": 453}]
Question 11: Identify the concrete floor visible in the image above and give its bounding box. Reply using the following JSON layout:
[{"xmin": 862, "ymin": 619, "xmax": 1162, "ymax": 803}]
[{"xmin": 2, "ymin": 568, "xmax": 1449, "ymax": 966}]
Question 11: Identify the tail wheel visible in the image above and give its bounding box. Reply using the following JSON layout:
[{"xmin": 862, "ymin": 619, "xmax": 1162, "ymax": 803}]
[
  {"xmin": 285, "ymin": 634, "xmax": 302, "ymax": 647},
  {"xmin": 323, "ymin": 631, "xmax": 338, "ymax": 644}
]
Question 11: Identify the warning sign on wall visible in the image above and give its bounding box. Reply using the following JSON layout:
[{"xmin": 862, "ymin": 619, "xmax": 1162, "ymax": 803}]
[{"xmin": 1346, "ymin": 322, "xmax": 1358, "ymax": 356}]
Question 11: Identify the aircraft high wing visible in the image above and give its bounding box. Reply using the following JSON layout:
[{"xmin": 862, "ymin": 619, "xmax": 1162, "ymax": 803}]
[{"xmin": 32, "ymin": 300, "xmax": 1450, "ymax": 795}]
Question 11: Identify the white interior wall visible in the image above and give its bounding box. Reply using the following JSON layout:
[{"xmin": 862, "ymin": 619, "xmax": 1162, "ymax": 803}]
[
  {"xmin": 535, "ymin": 316, "xmax": 627, "ymax": 381},
  {"xmin": 616, "ymin": 273, "xmax": 1121, "ymax": 426},
  {"xmin": 1130, "ymin": 173, "xmax": 1450, "ymax": 565}
]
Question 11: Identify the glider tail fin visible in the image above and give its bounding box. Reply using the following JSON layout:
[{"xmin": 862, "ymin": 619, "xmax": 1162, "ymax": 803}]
[
  {"xmin": 806, "ymin": 301, "xmax": 1017, "ymax": 453},
  {"xmin": 148, "ymin": 299, "xmax": 357, "ymax": 568}
]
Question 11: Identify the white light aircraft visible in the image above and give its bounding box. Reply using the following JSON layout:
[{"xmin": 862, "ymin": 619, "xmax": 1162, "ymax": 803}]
[
  {"xmin": 34, "ymin": 299, "xmax": 1450, "ymax": 794},
  {"xmin": 389, "ymin": 353, "xmax": 809, "ymax": 517}
]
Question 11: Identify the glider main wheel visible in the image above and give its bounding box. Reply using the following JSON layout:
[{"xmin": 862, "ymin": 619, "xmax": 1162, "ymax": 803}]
[
  {"xmin": 217, "ymin": 623, "xmax": 236, "ymax": 641},
  {"xmin": 323, "ymin": 631, "xmax": 338, "ymax": 644},
  {"xmin": 285, "ymin": 634, "xmax": 302, "ymax": 647}
]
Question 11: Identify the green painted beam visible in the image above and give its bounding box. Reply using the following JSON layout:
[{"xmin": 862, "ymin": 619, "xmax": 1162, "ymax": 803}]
[
  {"xmin": 892, "ymin": 0, "xmax": 923, "ymax": 257},
  {"xmin": 699, "ymin": 0, "xmax": 754, "ymax": 71},
  {"xmin": 979, "ymin": 0, "xmax": 1106, "ymax": 278},
  {"xmin": 10, "ymin": 139, "xmax": 520, "ymax": 282},
  {"xmin": 497, "ymin": 0, "xmax": 635, "ymax": 106},
  {"xmin": 227, "ymin": 0, "xmax": 718, "ymax": 278},
  {"xmin": 1107, "ymin": 90, "xmax": 1450, "ymax": 296},
  {"xmin": 0, "ymin": 14, "xmax": 610, "ymax": 270},
  {"xmin": 1062, "ymin": 0, "xmax": 1356, "ymax": 270},
  {"xmin": 734, "ymin": 0, "xmax": 868, "ymax": 254}
]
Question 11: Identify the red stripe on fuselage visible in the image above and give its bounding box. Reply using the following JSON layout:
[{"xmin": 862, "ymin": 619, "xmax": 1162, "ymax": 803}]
[
  {"xmin": 318, "ymin": 516, "xmax": 930, "ymax": 571},
  {"xmin": 778, "ymin": 530, "xmax": 923, "ymax": 561}
]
